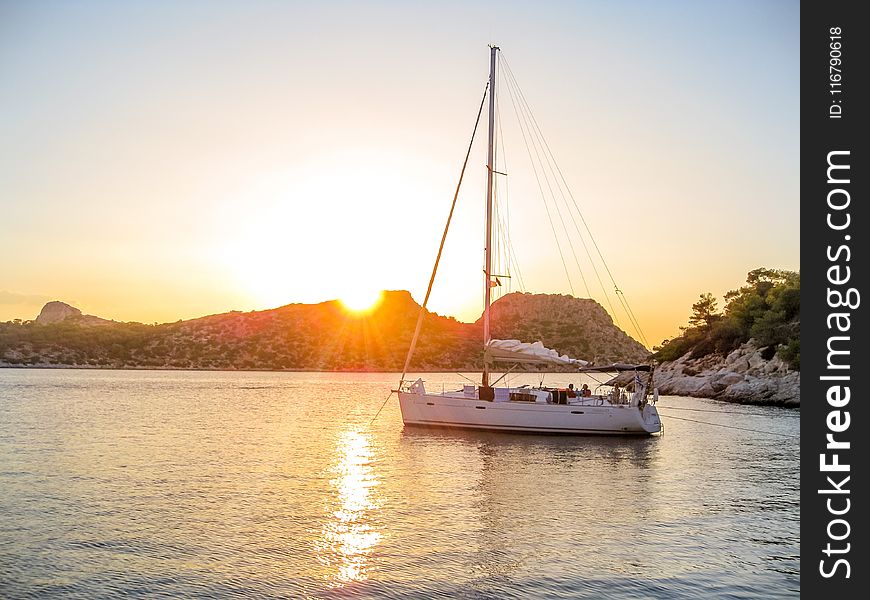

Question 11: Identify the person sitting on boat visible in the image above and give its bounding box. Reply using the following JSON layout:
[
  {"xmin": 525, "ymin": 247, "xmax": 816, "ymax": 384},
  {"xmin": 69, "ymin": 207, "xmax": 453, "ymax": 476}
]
[
  {"xmin": 567, "ymin": 383, "xmax": 577, "ymax": 398},
  {"xmin": 611, "ymin": 385, "xmax": 621, "ymax": 403},
  {"xmin": 581, "ymin": 383, "xmax": 591, "ymax": 397}
]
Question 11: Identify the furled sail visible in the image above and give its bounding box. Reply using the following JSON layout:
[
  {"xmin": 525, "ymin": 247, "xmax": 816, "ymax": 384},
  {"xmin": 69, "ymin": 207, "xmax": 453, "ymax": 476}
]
[{"xmin": 485, "ymin": 339, "xmax": 590, "ymax": 367}]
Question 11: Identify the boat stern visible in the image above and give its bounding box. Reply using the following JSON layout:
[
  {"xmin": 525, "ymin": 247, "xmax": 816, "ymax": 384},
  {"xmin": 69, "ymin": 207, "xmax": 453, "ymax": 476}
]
[{"xmin": 641, "ymin": 403, "xmax": 662, "ymax": 434}]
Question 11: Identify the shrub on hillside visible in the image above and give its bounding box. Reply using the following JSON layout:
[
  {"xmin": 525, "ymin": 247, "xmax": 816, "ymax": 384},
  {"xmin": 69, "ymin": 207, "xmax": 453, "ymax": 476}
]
[{"xmin": 652, "ymin": 268, "xmax": 800, "ymax": 370}]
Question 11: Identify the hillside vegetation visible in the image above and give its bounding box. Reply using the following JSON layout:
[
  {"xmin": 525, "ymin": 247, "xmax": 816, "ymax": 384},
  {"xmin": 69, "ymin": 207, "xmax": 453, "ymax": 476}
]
[
  {"xmin": 652, "ymin": 268, "xmax": 800, "ymax": 370},
  {"xmin": 0, "ymin": 291, "xmax": 648, "ymax": 371},
  {"xmin": 484, "ymin": 293, "xmax": 648, "ymax": 364}
]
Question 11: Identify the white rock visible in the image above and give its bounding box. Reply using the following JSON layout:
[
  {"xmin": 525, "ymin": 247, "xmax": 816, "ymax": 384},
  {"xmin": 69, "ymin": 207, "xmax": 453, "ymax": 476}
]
[
  {"xmin": 35, "ymin": 301, "xmax": 82, "ymax": 324},
  {"xmin": 655, "ymin": 340, "xmax": 799, "ymax": 406}
]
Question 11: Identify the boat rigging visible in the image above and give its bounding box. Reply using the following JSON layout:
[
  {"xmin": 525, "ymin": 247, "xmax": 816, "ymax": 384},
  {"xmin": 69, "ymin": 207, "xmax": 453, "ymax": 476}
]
[{"xmin": 394, "ymin": 46, "xmax": 661, "ymax": 435}]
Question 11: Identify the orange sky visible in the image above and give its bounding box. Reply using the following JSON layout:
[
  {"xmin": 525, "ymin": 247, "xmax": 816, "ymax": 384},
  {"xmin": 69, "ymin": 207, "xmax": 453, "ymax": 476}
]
[{"xmin": 0, "ymin": 1, "xmax": 799, "ymax": 348}]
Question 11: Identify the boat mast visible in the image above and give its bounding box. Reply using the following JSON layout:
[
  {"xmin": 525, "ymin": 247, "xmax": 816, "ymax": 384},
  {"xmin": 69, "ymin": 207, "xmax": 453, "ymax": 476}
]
[{"xmin": 482, "ymin": 45, "xmax": 498, "ymax": 388}]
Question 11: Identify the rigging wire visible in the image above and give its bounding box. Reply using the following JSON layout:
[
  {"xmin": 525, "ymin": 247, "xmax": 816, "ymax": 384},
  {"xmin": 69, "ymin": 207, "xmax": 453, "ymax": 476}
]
[
  {"xmin": 499, "ymin": 59, "xmax": 593, "ymax": 301},
  {"xmin": 492, "ymin": 124, "xmax": 527, "ymax": 293},
  {"xmin": 492, "ymin": 177, "xmax": 502, "ymax": 296},
  {"xmin": 503, "ymin": 55, "xmax": 649, "ymax": 346},
  {"xmin": 501, "ymin": 60, "xmax": 580, "ymax": 290},
  {"xmin": 371, "ymin": 81, "xmax": 489, "ymax": 425},
  {"xmin": 498, "ymin": 60, "xmax": 575, "ymax": 296},
  {"xmin": 492, "ymin": 83, "xmax": 503, "ymax": 300},
  {"xmin": 497, "ymin": 104, "xmax": 514, "ymax": 293},
  {"xmin": 493, "ymin": 202, "xmax": 514, "ymax": 294},
  {"xmin": 494, "ymin": 99, "xmax": 527, "ymax": 293},
  {"xmin": 613, "ymin": 288, "xmax": 646, "ymax": 347},
  {"xmin": 657, "ymin": 405, "xmax": 801, "ymax": 417},
  {"xmin": 454, "ymin": 371, "xmax": 480, "ymax": 384},
  {"xmin": 615, "ymin": 287, "xmax": 649, "ymax": 348},
  {"xmin": 501, "ymin": 55, "xmax": 652, "ymax": 346},
  {"xmin": 490, "ymin": 364, "xmax": 520, "ymax": 387},
  {"xmin": 493, "ymin": 90, "xmax": 504, "ymax": 295},
  {"xmin": 657, "ymin": 411, "xmax": 798, "ymax": 438},
  {"xmin": 494, "ymin": 95, "xmax": 527, "ymax": 293},
  {"xmin": 501, "ymin": 56, "xmax": 614, "ymax": 319},
  {"xmin": 494, "ymin": 94, "xmax": 525, "ymax": 294}
]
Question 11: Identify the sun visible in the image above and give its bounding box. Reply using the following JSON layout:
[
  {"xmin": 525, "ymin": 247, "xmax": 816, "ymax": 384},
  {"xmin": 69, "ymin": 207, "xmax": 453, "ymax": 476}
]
[{"xmin": 340, "ymin": 289, "xmax": 384, "ymax": 314}]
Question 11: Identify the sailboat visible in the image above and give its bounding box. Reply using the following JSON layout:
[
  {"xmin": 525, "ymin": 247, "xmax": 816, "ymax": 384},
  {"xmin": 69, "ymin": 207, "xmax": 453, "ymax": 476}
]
[{"xmin": 395, "ymin": 47, "xmax": 662, "ymax": 435}]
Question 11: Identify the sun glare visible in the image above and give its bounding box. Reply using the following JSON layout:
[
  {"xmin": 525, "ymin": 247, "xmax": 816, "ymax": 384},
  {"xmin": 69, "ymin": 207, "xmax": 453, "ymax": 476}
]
[
  {"xmin": 340, "ymin": 289, "xmax": 383, "ymax": 313},
  {"xmin": 217, "ymin": 154, "xmax": 438, "ymax": 314}
]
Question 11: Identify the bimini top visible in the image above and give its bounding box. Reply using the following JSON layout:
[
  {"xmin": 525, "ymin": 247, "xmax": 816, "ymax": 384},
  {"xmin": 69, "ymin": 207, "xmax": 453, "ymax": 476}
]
[
  {"xmin": 577, "ymin": 363, "xmax": 652, "ymax": 372},
  {"xmin": 485, "ymin": 339, "xmax": 590, "ymax": 367}
]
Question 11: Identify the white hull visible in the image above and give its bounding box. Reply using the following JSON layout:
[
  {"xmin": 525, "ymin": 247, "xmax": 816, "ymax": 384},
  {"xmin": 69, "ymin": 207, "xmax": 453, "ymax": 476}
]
[{"xmin": 397, "ymin": 389, "xmax": 661, "ymax": 435}]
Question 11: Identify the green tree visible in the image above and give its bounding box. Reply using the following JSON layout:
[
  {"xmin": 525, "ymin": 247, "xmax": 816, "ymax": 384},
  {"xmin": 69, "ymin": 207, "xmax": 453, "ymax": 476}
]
[
  {"xmin": 688, "ymin": 293, "xmax": 719, "ymax": 329},
  {"xmin": 653, "ymin": 268, "xmax": 800, "ymax": 370}
]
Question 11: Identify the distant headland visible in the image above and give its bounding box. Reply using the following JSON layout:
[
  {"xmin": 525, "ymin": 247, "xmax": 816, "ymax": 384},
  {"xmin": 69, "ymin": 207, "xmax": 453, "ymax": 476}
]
[
  {"xmin": 1, "ymin": 291, "xmax": 647, "ymax": 372},
  {"xmin": 0, "ymin": 269, "xmax": 800, "ymax": 407}
]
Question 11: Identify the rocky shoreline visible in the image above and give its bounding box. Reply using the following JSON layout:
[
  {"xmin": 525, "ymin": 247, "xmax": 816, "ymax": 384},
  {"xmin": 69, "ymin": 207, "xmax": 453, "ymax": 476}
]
[{"xmin": 614, "ymin": 340, "xmax": 799, "ymax": 408}]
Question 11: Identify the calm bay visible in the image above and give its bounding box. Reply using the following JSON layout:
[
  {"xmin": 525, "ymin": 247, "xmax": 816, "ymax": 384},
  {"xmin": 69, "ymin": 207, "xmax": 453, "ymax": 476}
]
[{"xmin": 0, "ymin": 369, "xmax": 799, "ymax": 598}]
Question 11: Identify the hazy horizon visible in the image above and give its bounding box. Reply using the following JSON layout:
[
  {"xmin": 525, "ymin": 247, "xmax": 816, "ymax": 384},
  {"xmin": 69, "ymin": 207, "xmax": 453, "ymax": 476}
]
[{"xmin": 0, "ymin": 0, "xmax": 799, "ymax": 347}]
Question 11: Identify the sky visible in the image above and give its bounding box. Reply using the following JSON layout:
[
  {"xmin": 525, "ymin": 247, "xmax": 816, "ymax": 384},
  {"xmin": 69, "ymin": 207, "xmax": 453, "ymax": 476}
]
[{"xmin": 0, "ymin": 0, "xmax": 799, "ymax": 347}]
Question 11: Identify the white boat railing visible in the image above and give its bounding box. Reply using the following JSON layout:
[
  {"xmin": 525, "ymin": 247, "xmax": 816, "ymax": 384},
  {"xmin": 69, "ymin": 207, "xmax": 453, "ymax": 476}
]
[{"xmin": 398, "ymin": 380, "xmax": 648, "ymax": 407}]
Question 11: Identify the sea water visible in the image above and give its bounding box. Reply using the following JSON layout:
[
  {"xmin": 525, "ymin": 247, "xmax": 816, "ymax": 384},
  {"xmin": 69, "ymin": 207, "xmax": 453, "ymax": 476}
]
[{"xmin": 0, "ymin": 369, "xmax": 799, "ymax": 598}]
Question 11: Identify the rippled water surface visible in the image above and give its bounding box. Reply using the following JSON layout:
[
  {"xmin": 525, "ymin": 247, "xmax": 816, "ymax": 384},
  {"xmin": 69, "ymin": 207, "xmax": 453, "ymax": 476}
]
[{"xmin": 0, "ymin": 369, "xmax": 799, "ymax": 598}]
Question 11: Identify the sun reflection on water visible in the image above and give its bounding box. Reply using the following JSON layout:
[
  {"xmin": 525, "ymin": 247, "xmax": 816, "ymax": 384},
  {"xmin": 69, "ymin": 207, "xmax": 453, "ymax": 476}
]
[{"xmin": 317, "ymin": 429, "xmax": 382, "ymax": 587}]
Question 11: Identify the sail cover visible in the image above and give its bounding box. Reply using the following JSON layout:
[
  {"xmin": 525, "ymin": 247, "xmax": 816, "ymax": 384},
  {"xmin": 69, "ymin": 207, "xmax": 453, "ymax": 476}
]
[
  {"xmin": 579, "ymin": 363, "xmax": 652, "ymax": 372},
  {"xmin": 486, "ymin": 339, "xmax": 590, "ymax": 367}
]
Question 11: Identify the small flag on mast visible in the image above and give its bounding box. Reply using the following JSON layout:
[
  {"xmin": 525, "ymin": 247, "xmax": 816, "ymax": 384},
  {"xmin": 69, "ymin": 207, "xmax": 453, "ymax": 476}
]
[{"xmin": 490, "ymin": 277, "xmax": 502, "ymax": 287}]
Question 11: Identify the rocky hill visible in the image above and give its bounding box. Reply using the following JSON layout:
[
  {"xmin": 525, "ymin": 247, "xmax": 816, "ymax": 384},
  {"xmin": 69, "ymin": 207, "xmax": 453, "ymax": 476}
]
[
  {"xmin": 0, "ymin": 291, "xmax": 647, "ymax": 371},
  {"xmin": 35, "ymin": 301, "xmax": 113, "ymax": 326},
  {"xmin": 484, "ymin": 293, "xmax": 649, "ymax": 364}
]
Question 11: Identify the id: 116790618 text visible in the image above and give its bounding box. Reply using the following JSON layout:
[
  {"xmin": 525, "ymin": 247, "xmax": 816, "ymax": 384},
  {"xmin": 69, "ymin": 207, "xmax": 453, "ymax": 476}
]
[{"xmin": 829, "ymin": 27, "xmax": 844, "ymax": 119}]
